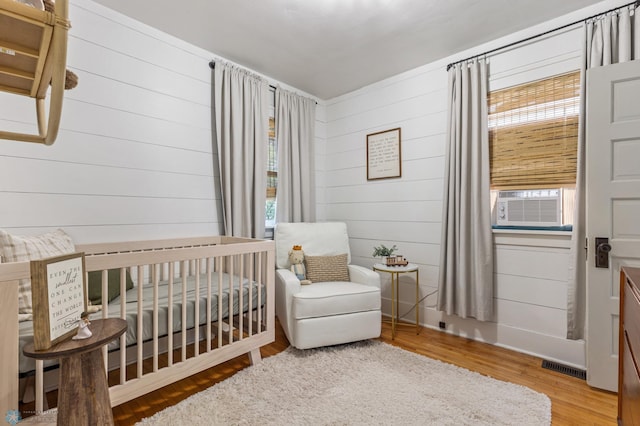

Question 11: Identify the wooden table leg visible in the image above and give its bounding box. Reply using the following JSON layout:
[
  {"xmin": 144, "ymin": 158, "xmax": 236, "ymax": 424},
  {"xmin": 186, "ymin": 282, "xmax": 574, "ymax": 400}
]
[{"xmin": 58, "ymin": 349, "xmax": 113, "ymax": 426}]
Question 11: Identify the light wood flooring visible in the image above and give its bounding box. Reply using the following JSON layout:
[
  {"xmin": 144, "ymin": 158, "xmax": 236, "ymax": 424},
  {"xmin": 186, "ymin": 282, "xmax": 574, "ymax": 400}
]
[{"xmin": 25, "ymin": 320, "xmax": 618, "ymax": 425}]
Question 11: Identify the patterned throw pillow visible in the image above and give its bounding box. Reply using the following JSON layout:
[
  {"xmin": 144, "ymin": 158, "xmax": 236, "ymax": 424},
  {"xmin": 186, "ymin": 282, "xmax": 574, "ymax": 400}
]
[
  {"xmin": 0, "ymin": 229, "xmax": 75, "ymax": 321},
  {"xmin": 304, "ymin": 253, "xmax": 350, "ymax": 283}
]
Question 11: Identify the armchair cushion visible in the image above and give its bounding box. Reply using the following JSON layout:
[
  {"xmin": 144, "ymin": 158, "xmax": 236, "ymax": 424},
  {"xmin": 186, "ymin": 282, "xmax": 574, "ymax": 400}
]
[
  {"xmin": 275, "ymin": 222, "xmax": 350, "ymax": 269},
  {"xmin": 305, "ymin": 253, "xmax": 350, "ymax": 283},
  {"xmin": 292, "ymin": 282, "xmax": 380, "ymax": 320}
]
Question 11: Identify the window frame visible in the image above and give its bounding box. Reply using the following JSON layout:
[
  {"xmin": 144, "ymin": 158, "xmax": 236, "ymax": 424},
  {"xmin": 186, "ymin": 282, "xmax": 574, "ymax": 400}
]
[{"xmin": 487, "ymin": 70, "xmax": 581, "ymax": 229}]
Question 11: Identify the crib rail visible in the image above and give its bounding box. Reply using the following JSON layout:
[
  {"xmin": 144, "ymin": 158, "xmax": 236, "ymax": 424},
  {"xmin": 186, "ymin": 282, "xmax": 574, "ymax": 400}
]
[{"xmin": 0, "ymin": 236, "xmax": 275, "ymax": 420}]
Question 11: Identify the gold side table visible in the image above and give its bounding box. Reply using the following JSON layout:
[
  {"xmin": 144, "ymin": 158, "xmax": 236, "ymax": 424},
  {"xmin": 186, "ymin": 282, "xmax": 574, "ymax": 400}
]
[{"xmin": 373, "ymin": 263, "xmax": 420, "ymax": 339}]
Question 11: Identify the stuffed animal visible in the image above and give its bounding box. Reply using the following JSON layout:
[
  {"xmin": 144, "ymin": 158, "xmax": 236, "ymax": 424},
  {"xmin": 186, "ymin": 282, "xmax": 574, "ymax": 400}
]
[{"xmin": 289, "ymin": 245, "xmax": 311, "ymax": 285}]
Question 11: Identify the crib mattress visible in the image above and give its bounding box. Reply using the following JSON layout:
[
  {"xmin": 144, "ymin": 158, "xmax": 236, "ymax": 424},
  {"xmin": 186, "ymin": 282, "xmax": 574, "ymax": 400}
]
[{"xmin": 19, "ymin": 272, "xmax": 264, "ymax": 374}]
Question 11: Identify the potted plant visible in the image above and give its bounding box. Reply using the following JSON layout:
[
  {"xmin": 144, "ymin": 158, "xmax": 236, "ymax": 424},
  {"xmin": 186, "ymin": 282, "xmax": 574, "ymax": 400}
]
[{"xmin": 372, "ymin": 244, "xmax": 397, "ymax": 264}]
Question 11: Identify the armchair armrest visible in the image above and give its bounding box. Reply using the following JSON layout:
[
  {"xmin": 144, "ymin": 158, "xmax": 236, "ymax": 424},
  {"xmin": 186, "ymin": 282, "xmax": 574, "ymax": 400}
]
[
  {"xmin": 275, "ymin": 268, "xmax": 302, "ymax": 340},
  {"xmin": 348, "ymin": 265, "xmax": 381, "ymax": 289},
  {"xmin": 275, "ymin": 268, "xmax": 302, "ymax": 295}
]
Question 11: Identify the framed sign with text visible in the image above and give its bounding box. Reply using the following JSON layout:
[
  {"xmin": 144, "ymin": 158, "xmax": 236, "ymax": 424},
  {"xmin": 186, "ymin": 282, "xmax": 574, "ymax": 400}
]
[
  {"xmin": 366, "ymin": 127, "xmax": 402, "ymax": 180},
  {"xmin": 30, "ymin": 252, "xmax": 87, "ymax": 350}
]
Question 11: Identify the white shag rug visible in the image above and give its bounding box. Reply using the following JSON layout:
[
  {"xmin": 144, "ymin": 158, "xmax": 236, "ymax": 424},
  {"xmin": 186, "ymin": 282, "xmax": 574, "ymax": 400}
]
[{"xmin": 137, "ymin": 340, "xmax": 551, "ymax": 426}]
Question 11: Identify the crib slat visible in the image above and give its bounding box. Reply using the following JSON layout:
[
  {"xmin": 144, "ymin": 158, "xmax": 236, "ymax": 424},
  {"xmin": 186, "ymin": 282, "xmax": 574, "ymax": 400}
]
[
  {"xmin": 238, "ymin": 254, "xmax": 243, "ymax": 341},
  {"xmin": 248, "ymin": 253, "xmax": 254, "ymax": 336},
  {"xmin": 228, "ymin": 255, "xmax": 234, "ymax": 343},
  {"xmin": 100, "ymin": 270, "xmax": 109, "ymax": 373},
  {"xmin": 217, "ymin": 257, "xmax": 223, "ymax": 348},
  {"xmin": 35, "ymin": 359, "xmax": 44, "ymax": 414},
  {"xmin": 167, "ymin": 262, "xmax": 174, "ymax": 367},
  {"xmin": 194, "ymin": 258, "xmax": 200, "ymax": 357},
  {"xmin": 257, "ymin": 252, "xmax": 262, "ymax": 332},
  {"xmin": 181, "ymin": 260, "xmax": 187, "ymax": 362},
  {"xmin": 206, "ymin": 258, "xmax": 212, "ymax": 352},
  {"xmin": 137, "ymin": 267, "xmax": 144, "ymax": 379},
  {"xmin": 100, "ymin": 270, "xmax": 108, "ymax": 319},
  {"xmin": 119, "ymin": 268, "xmax": 127, "ymax": 385},
  {"xmin": 120, "ymin": 268, "xmax": 128, "ymax": 319},
  {"xmin": 153, "ymin": 263, "xmax": 159, "ymax": 373}
]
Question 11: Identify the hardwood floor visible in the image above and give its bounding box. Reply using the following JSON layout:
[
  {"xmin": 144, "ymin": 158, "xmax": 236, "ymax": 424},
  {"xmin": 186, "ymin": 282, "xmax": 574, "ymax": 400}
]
[
  {"xmin": 383, "ymin": 325, "xmax": 617, "ymax": 426},
  {"xmin": 107, "ymin": 320, "xmax": 617, "ymax": 425}
]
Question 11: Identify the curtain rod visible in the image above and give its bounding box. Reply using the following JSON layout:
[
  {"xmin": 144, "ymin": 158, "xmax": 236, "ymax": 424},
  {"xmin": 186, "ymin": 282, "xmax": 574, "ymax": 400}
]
[
  {"xmin": 209, "ymin": 60, "xmax": 318, "ymax": 104},
  {"xmin": 209, "ymin": 61, "xmax": 277, "ymax": 90},
  {"xmin": 446, "ymin": 0, "xmax": 639, "ymax": 71}
]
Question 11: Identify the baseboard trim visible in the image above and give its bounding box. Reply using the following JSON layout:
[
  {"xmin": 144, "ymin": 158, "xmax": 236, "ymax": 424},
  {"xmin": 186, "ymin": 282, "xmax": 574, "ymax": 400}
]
[{"xmin": 418, "ymin": 309, "xmax": 586, "ymax": 369}]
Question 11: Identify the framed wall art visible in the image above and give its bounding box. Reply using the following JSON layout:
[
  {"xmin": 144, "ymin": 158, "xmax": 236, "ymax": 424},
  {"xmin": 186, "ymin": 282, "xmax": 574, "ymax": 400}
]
[
  {"xmin": 30, "ymin": 252, "xmax": 87, "ymax": 350},
  {"xmin": 366, "ymin": 127, "xmax": 401, "ymax": 180}
]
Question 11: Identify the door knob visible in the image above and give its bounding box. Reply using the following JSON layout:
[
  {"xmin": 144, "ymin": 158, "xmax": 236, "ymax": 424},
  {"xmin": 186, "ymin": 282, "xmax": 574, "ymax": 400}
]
[
  {"xmin": 597, "ymin": 243, "xmax": 612, "ymax": 253},
  {"xmin": 595, "ymin": 237, "xmax": 611, "ymax": 269}
]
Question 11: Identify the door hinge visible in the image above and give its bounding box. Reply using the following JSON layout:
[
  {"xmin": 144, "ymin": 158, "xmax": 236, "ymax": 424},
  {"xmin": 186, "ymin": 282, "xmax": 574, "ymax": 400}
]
[{"xmin": 585, "ymin": 237, "xmax": 588, "ymax": 258}]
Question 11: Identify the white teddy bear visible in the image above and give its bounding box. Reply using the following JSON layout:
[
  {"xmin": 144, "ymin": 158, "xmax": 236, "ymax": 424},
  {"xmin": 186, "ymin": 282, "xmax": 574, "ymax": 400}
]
[{"xmin": 289, "ymin": 245, "xmax": 311, "ymax": 285}]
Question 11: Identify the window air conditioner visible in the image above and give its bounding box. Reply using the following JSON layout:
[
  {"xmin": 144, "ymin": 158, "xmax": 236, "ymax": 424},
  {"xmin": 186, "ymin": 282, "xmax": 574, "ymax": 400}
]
[{"xmin": 496, "ymin": 189, "xmax": 562, "ymax": 227}]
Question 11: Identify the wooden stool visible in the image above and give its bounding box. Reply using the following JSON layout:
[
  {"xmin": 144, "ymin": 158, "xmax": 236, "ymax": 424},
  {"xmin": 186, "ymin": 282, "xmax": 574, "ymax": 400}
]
[{"xmin": 23, "ymin": 318, "xmax": 127, "ymax": 426}]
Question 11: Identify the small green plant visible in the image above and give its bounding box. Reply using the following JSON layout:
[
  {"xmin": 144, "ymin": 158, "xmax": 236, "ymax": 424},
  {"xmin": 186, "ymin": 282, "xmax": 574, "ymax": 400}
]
[{"xmin": 372, "ymin": 244, "xmax": 398, "ymax": 258}]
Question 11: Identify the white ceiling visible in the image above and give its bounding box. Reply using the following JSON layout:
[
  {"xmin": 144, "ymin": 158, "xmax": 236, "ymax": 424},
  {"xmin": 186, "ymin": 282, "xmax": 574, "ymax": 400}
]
[{"xmin": 92, "ymin": 0, "xmax": 604, "ymax": 100}]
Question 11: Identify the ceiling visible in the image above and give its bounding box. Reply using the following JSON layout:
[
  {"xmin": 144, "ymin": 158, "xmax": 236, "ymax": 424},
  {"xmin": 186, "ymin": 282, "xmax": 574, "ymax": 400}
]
[{"xmin": 92, "ymin": 0, "xmax": 604, "ymax": 100}]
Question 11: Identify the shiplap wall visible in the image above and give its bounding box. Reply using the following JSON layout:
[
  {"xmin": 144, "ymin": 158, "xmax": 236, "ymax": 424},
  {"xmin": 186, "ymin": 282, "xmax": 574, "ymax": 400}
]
[
  {"xmin": 321, "ymin": 0, "xmax": 629, "ymax": 367},
  {"xmin": 0, "ymin": 0, "xmax": 323, "ymax": 244},
  {"xmin": 0, "ymin": 1, "xmax": 218, "ymax": 243}
]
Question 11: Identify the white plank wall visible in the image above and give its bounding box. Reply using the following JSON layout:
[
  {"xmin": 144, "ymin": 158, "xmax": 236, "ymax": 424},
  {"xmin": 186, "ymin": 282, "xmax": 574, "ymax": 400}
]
[
  {"xmin": 0, "ymin": 1, "xmax": 323, "ymax": 244},
  {"xmin": 320, "ymin": 0, "xmax": 629, "ymax": 367},
  {"xmin": 0, "ymin": 1, "xmax": 218, "ymax": 243}
]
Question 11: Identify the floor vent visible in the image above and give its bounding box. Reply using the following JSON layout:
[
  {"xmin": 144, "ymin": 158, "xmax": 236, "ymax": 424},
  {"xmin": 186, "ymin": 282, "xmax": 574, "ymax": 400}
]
[{"xmin": 541, "ymin": 360, "xmax": 586, "ymax": 380}]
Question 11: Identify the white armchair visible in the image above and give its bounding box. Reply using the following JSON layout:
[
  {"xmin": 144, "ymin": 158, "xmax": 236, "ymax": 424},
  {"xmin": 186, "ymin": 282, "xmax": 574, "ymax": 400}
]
[{"xmin": 274, "ymin": 222, "xmax": 381, "ymax": 349}]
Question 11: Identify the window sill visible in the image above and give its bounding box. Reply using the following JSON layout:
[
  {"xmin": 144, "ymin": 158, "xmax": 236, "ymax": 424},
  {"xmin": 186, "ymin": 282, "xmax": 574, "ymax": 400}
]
[
  {"xmin": 492, "ymin": 226, "xmax": 572, "ymax": 249},
  {"xmin": 492, "ymin": 225, "xmax": 572, "ymax": 235},
  {"xmin": 264, "ymin": 226, "xmax": 274, "ymax": 240}
]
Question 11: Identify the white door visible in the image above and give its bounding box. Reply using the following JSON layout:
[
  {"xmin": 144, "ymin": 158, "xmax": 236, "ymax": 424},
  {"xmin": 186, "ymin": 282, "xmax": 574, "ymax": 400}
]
[{"xmin": 586, "ymin": 59, "xmax": 640, "ymax": 391}]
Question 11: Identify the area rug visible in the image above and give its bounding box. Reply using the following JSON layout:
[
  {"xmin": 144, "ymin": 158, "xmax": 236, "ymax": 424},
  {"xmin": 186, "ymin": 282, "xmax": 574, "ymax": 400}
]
[{"xmin": 137, "ymin": 340, "xmax": 551, "ymax": 425}]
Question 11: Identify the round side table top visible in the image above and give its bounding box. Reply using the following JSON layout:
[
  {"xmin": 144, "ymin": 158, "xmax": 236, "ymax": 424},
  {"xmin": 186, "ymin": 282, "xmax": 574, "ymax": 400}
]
[
  {"xmin": 373, "ymin": 263, "xmax": 419, "ymax": 273},
  {"xmin": 23, "ymin": 318, "xmax": 127, "ymax": 360}
]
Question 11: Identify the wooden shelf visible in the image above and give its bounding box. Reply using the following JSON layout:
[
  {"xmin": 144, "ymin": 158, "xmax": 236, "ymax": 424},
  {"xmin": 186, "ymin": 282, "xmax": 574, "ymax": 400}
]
[{"xmin": 0, "ymin": 0, "xmax": 69, "ymax": 145}]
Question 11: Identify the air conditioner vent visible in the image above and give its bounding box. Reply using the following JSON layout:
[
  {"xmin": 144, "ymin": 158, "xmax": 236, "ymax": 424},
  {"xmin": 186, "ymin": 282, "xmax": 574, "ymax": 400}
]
[{"xmin": 496, "ymin": 189, "xmax": 562, "ymax": 227}]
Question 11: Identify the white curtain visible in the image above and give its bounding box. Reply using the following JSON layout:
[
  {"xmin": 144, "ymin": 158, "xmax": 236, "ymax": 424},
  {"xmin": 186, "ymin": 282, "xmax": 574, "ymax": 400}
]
[
  {"xmin": 212, "ymin": 62, "xmax": 269, "ymax": 238},
  {"xmin": 567, "ymin": 4, "xmax": 639, "ymax": 339},
  {"xmin": 437, "ymin": 59, "xmax": 494, "ymax": 321},
  {"xmin": 275, "ymin": 88, "xmax": 316, "ymax": 223}
]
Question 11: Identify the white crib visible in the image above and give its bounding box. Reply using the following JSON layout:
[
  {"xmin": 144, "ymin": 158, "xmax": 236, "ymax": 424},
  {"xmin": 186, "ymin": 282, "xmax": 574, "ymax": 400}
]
[{"xmin": 0, "ymin": 235, "xmax": 275, "ymax": 421}]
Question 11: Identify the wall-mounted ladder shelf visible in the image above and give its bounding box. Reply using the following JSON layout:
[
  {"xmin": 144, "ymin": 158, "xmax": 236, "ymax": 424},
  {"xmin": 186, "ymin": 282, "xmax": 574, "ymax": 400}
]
[{"xmin": 0, "ymin": 0, "xmax": 69, "ymax": 145}]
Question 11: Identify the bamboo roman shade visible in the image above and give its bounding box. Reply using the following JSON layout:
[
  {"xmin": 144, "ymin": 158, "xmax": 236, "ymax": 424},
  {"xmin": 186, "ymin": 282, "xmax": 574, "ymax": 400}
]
[
  {"xmin": 267, "ymin": 116, "xmax": 277, "ymax": 198},
  {"xmin": 488, "ymin": 71, "xmax": 580, "ymax": 189}
]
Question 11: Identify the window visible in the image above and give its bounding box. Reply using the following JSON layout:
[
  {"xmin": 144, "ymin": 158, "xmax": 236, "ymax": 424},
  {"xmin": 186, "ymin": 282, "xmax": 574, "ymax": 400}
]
[
  {"xmin": 488, "ymin": 71, "xmax": 580, "ymax": 226},
  {"xmin": 266, "ymin": 89, "xmax": 277, "ymax": 228}
]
